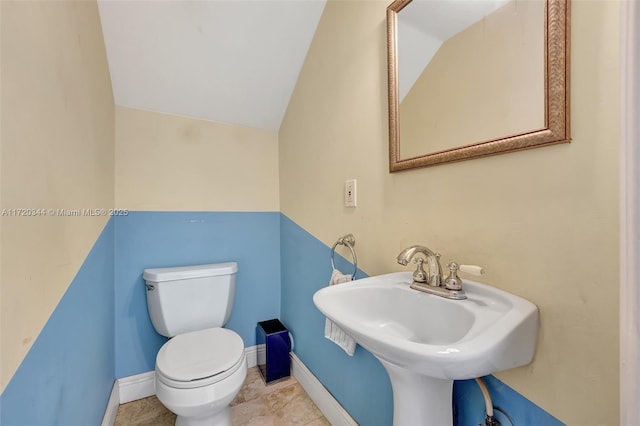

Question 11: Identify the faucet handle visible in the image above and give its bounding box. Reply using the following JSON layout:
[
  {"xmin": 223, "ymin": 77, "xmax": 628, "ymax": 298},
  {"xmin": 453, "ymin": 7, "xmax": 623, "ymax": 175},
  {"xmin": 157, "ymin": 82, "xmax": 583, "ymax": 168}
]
[
  {"xmin": 459, "ymin": 264, "xmax": 484, "ymax": 276},
  {"xmin": 444, "ymin": 262, "xmax": 463, "ymax": 290},
  {"xmin": 444, "ymin": 263, "xmax": 484, "ymax": 291},
  {"xmin": 411, "ymin": 257, "xmax": 429, "ymax": 283}
]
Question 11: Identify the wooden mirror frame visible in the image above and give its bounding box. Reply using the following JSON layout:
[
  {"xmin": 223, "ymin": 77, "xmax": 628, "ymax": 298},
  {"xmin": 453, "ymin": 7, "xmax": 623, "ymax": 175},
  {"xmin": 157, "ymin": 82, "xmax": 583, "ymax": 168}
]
[{"xmin": 387, "ymin": 0, "xmax": 570, "ymax": 172}]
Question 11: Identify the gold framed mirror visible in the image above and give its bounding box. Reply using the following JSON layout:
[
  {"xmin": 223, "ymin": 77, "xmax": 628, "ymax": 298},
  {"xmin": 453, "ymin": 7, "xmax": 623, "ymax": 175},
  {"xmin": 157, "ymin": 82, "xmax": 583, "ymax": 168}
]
[{"xmin": 387, "ymin": 0, "xmax": 570, "ymax": 172}]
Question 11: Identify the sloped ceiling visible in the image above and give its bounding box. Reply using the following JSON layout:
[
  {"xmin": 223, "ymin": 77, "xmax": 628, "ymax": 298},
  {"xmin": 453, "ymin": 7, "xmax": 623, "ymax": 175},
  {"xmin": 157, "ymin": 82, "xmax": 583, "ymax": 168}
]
[{"xmin": 98, "ymin": 0, "xmax": 326, "ymax": 131}]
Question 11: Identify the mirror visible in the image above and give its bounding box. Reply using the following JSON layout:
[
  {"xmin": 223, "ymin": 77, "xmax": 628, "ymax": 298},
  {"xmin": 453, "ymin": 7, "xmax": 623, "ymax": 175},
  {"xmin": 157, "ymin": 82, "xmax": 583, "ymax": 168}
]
[{"xmin": 387, "ymin": 0, "xmax": 570, "ymax": 171}]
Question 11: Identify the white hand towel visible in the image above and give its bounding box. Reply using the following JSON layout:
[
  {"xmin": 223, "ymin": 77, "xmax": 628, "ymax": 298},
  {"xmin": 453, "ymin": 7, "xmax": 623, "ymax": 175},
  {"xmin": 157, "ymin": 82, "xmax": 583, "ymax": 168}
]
[{"xmin": 324, "ymin": 268, "xmax": 357, "ymax": 356}]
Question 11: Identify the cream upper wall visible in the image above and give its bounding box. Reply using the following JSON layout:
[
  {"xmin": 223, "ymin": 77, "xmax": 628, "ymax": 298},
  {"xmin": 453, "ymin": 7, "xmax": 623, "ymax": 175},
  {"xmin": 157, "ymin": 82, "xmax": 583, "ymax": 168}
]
[
  {"xmin": 279, "ymin": 0, "xmax": 619, "ymax": 424},
  {"xmin": 115, "ymin": 106, "xmax": 279, "ymax": 212},
  {"xmin": 400, "ymin": 0, "xmax": 544, "ymax": 157},
  {"xmin": 0, "ymin": 1, "xmax": 114, "ymax": 391}
]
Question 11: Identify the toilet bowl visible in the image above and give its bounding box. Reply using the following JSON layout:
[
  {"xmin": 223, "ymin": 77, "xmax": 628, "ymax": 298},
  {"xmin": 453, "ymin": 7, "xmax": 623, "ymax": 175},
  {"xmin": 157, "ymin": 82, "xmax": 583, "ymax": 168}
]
[{"xmin": 154, "ymin": 328, "xmax": 247, "ymax": 426}]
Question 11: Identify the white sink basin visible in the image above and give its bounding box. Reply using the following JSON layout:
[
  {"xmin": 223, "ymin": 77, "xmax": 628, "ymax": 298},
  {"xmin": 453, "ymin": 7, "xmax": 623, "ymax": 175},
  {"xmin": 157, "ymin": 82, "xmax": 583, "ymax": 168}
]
[{"xmin": 313, "ymin": 271, "xmax": 539, "ymax": 425}]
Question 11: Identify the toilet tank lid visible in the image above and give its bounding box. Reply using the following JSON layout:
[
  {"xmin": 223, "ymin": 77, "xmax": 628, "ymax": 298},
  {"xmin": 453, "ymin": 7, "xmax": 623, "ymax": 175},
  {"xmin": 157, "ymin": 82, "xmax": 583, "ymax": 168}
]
[{"xmin": 143, "ymin": 262, "xmax": 237, "ymax": 282}]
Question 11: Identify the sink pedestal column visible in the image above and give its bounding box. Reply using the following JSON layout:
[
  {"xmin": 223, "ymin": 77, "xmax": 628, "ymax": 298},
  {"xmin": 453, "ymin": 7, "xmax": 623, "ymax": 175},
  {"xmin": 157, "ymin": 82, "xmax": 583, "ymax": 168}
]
[{"xmin": 378, "ymin": 358, "xmax": 454, "ymax": 426}]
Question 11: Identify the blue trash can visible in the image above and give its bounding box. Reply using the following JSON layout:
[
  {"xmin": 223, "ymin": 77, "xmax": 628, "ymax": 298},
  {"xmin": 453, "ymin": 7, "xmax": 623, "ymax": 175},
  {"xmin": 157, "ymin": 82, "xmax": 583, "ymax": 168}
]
[{"xmin": 256, "ymin": 319, "xmax": 291, "ymax": 384}]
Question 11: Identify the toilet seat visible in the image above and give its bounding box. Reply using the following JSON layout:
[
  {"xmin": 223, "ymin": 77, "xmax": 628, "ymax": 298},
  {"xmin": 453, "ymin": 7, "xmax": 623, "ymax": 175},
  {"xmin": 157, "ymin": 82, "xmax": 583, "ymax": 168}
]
[{"xmin": 156, "ymin": 327, "xmax": 245, "ymax": 390}]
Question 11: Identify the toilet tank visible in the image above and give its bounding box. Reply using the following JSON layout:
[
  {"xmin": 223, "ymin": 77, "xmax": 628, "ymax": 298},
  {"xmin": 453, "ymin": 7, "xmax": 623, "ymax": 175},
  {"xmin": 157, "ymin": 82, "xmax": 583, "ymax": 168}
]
[{"xmin": 143, "ymin": 262, "xmax": 238, "ymax": 337}]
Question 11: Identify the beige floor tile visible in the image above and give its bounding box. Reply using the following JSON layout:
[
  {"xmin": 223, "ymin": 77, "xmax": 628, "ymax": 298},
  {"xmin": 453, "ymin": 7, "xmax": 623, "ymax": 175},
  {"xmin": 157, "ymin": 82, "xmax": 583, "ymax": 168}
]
[
  {"xmin": 263, "ymin": 383, "xmax": 325, "ymax": 425},
  {"xmin": 231, "ymin": 382, "xmax": 325, "ymax": 426},
  {"xmin": 115, "ymin": 367, "xmax": 328, "ymax": 426},
  {"xmin": 232, "ymin": 366, "xmax": 297, "ymax": 406},
  {"xmin": 303, "ymin": 417, "xmax": 332, "ymax": 426},
  {"xmin": 114, "ymin": 396, "xmax": 175, "ymax": 426}
]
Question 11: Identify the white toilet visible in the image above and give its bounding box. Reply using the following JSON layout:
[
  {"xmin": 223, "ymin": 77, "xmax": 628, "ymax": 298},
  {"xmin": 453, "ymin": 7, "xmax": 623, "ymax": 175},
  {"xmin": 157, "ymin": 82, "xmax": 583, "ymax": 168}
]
[{"xmin": 143, "ymin": 262, "xmax": 247, "ymax": 426}]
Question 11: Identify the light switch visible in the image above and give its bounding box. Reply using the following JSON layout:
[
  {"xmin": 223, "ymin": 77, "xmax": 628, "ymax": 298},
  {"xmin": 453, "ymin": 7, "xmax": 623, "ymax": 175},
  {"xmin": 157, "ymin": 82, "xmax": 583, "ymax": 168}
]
[{"xmin": 345, "ymin": 179, "xmax": 357, "ymax": 207}]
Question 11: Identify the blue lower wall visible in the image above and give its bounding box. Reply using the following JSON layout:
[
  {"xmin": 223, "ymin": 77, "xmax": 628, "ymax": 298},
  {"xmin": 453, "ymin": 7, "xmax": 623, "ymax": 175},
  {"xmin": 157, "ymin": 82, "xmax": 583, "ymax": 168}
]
[
  {"xmin": 280, "ymin": 215, "xmax": 394, "ymax": 426},
  {"xmin": 114, "ymin": 211, "xmax": 281, "ymax": 378},
  {"xmin": 0, "ymin": 219, "xmax": 115, "ymax": 426},
  {"xmin": 454, "ymin": 376, "xmax": 564, "ymax": 425},
  {"xmin": 1, "ymin": 212, "xmax": 563, "ymax": 426}
]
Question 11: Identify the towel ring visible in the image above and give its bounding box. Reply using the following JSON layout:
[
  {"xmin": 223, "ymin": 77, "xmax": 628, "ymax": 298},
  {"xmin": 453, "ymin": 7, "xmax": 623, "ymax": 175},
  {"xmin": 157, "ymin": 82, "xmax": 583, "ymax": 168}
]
[{"xmin": 330, "ymin": 234, "xmax": 358, "ymax": 278}]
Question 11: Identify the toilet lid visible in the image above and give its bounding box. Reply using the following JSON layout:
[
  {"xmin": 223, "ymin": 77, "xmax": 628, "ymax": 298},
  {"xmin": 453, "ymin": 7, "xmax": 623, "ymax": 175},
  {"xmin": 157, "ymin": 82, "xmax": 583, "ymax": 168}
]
[{"xmin": 156, "ymin": 328, "xmax": 244, "ymax": 382}]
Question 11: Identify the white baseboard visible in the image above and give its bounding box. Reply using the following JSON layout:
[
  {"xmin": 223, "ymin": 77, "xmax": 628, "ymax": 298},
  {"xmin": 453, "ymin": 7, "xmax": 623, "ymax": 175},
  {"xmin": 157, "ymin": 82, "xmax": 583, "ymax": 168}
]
[
  {"xmin": 245, "ymin": 344, "xmax": 259, "ymax": 368},
  {"xmin": 101, "ymin": 346, "xmax": 356, "ymax": 426},
  {"xmin": 100, "ymin": 381, "xmax": 120, "ymax": 426},
  {"xmin": 290, "ymin": 352, "xmax": 358, "ymax": 426},
  {"xmin": 118, "ymin": 371, "xmax": 156, "ymax": 404},
  {"xmin": 100, "ymin": 370, "xmax": 156, "ymax": 426}
]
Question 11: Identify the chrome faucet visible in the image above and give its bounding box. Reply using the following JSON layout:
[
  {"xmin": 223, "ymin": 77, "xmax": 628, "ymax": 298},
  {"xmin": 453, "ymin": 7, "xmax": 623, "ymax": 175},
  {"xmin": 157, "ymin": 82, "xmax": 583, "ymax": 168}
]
[
  {"xmin": 397, "ymin": 245, "xmax": 483, "ymax": 300},
  {"xmin": 396, "ymin": 245, "xmax": 443, "ymax": 287}
]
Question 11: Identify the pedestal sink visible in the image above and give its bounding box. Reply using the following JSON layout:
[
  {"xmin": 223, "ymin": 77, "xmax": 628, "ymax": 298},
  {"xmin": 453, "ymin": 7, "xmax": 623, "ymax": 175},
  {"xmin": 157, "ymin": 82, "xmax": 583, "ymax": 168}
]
[{"xmin": 313, "ymin": 272, "xmax": 539, "ymax": 426}]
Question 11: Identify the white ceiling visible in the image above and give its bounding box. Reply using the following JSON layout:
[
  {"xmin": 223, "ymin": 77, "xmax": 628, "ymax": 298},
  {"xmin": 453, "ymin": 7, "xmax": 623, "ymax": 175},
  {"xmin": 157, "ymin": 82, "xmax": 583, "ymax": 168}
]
[{"xmin": 97, "ymin": 0, "xmax": 327, "ymax": 131}]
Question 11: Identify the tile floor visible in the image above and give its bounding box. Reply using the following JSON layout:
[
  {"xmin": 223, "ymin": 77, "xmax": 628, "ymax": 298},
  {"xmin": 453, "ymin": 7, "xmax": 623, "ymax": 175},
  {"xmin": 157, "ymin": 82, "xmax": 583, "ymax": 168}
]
[{"xmin": 114, "ymin": 367, "xmax": 330, "ymax": 426}]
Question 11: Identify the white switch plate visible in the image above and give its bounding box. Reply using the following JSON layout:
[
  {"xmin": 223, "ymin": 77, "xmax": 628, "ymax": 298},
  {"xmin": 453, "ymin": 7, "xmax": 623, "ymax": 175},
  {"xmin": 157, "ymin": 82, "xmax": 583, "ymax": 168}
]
[{"xmin": 345, "ymin": 179, "xmax": 357, "ymax": 207}]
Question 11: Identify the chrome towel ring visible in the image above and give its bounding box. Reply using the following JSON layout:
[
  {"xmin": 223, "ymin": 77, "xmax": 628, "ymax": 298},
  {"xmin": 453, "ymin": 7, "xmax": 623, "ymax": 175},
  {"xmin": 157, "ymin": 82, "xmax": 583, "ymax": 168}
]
[{"xmin": 330, "ymin": 234, "xmax": 358, "ymax": 279}]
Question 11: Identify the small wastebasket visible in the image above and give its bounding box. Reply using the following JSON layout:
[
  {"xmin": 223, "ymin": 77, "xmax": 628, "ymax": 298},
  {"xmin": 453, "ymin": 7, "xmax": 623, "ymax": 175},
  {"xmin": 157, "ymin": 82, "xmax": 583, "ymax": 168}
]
[{"xmin": 256, "ymin": 319, "xmax": 291, "ymax": 384}]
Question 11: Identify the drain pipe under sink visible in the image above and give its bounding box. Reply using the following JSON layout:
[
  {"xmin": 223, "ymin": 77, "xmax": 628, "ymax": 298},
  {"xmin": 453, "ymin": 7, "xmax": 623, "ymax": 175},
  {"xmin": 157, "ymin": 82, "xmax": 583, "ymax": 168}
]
[{"xmin": 475, "ymin": 378, "xmax": 499, "ymax": 426}]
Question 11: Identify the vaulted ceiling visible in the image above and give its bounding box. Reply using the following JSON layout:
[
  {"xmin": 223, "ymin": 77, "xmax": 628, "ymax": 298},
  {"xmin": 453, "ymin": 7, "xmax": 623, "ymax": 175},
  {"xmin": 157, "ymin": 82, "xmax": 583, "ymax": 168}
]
[{"xmin": 97, "ymin": 0, "xmax": 327, "ymax": 131}]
